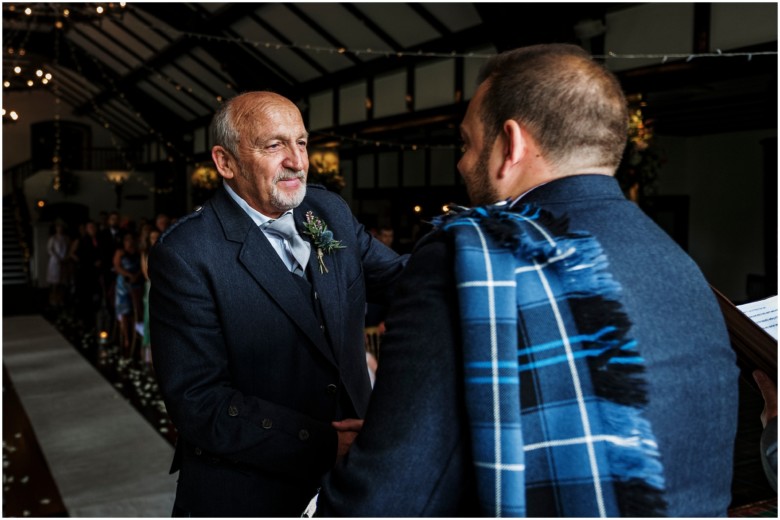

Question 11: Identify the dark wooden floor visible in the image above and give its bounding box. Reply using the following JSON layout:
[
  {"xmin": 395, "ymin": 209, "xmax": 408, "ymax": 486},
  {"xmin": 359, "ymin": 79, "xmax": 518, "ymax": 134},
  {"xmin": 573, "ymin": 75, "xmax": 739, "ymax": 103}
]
[{"xmin": 3, "ymin": 365, "xmax": 68, "ymax": 517}]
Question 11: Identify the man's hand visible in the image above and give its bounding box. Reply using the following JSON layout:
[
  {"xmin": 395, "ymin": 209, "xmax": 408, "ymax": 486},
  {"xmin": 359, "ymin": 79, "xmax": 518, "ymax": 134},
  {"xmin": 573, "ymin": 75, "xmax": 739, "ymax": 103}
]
[
  {"xmin": 753, "ymin": 369, "xmax": 778, "ymax": 428},
  {"xmin": 332, "ymin": 418, "xmax": 364, "ymax": 462}
]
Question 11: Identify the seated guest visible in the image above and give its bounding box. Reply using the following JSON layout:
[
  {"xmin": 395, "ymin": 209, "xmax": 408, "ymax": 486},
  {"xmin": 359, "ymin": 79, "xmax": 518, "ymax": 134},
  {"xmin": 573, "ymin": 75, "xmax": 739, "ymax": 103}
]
[{"xmin": 315, "ymin": 44, "xmax": 739, "ymax": 517}]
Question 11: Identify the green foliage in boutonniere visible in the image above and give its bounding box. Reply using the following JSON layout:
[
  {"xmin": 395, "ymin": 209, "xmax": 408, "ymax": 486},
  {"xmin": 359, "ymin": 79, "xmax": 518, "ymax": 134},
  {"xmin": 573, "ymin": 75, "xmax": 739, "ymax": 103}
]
[{"xmin": 302, "ymin": 211, "xmax": 346, "ymax": 273}]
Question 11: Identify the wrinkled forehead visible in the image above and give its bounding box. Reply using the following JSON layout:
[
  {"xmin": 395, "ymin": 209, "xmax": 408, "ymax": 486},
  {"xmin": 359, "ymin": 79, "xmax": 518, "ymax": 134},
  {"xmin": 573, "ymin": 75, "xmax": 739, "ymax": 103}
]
[{"xmin": 232, "ymin": 93, "xmax": 305, "ymax": 137}]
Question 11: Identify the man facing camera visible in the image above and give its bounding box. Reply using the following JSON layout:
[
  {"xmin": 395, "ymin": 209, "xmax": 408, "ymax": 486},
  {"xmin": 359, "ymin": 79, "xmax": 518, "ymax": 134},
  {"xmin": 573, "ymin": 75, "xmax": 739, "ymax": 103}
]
[
  {"xmin": 150, "ymin": 91, "xmax": 407, "ymax": 517},
  {"xmin": 316, "ymin": 44, "xmax": 739, "ymax": 517}
]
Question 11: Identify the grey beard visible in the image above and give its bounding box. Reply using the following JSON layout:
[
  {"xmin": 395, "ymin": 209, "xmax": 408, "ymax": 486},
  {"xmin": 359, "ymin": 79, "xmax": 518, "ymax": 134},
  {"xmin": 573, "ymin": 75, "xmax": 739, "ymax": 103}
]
[{"xmin": 271, "ymin": 169, "xmax": 307, "ymax": 211}]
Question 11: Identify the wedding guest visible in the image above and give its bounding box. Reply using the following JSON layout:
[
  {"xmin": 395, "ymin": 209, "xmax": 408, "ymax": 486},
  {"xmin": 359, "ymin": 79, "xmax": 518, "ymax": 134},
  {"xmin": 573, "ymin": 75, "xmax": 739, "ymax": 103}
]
[
  {"xmin": 46, "ymin": 220, "xmax": 71, "ymax": 308},
  {"xmin": 140, "ymin": 227, "xmax": 161, "ymax": 366},
  {"xmin": 150, "ymin": 91, "xmax": 407, "ymax": 517},
  {"xmin": 114, "ymin": 231, "xmax": 143, "ymax": 354},
  {"xmin": 70, "ymin": 220, "xmax": 103, "ymax": 328}
]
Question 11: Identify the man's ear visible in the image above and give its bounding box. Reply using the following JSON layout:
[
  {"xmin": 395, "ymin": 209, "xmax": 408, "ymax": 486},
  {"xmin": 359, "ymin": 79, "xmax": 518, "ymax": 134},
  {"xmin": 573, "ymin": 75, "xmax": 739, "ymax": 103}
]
[
  {"xmin": 212, "ymin": 146, "xmax": 235, "ymax": 179},
  {"xmin": 497, "ymin": 119, "xmax": 525, "ymax": 179}
]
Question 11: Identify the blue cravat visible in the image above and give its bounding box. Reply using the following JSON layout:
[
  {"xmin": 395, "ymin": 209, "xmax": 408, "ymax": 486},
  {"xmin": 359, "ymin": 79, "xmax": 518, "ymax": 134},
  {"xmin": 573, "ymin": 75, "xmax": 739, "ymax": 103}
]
[{"xmin": 264, "ymin": 213, "xmax": 311, "ymax": 277}]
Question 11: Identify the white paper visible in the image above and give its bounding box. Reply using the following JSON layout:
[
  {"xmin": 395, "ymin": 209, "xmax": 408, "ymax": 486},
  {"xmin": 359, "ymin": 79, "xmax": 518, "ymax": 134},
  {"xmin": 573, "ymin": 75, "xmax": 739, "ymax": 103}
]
[{"xmin": 737, "ymin": 295, "xmax": 778, "ymax": 340}]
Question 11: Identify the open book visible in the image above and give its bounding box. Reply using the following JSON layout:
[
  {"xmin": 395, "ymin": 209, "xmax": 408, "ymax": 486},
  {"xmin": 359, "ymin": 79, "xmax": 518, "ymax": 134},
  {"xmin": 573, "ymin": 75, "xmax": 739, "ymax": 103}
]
[
  {"xmin": 712, "ymin": 287, "xmax": 777, "ymax": 384},
  {"xmin": 737, "ymin": 296, "xmax": 778, "ymax": 340}
]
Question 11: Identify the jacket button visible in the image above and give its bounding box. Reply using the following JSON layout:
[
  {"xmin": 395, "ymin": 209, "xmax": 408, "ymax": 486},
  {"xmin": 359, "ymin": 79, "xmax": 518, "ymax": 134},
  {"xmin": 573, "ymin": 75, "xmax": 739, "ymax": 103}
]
[
  {"xmin": 299, "ymin": 429, "xmax": 310, "ymax": 441},
  {"xmin": 326, "ymin": 384, "xmax": 337, "ymax": 395},
  {"xmin": 228, "ymin": 405, "xmax": 239, "ymax": 417},
  {"xmin": 320, "ymin": 324, "xmax": 325, "ymax": 331},
  {"xmin": 262, "ymin": 418, "xmax": 273, "ymax": 429},
  {"xmin": 194, "ymin": 447, "xmax": 202, "ymax": 456}
]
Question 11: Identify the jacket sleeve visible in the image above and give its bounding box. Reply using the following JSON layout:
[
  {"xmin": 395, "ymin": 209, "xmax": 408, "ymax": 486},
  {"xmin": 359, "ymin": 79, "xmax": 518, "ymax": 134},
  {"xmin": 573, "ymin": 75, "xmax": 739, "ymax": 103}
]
[
  {"xmin": 149, "ymin": 239, "xmax": 338, "ymax": 479},
  {"xmin": 316, "ymin": 234, "xmax": 479, "ymax": 517},
  {"xmin": 348, "ymin": 209, "xmax": 409, "ymax": 306}
]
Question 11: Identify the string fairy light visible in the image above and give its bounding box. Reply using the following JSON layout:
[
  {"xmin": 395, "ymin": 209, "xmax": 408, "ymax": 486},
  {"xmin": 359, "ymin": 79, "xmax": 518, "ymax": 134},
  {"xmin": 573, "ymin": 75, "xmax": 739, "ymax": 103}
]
[
  {"xmin": 63, "ymin": 36, "xmax": 136, "ymax": 173},
  {"xmin": 597, "ymin": 50, "xmax": 775, "ymax": 61},
  {"xmin": 311, "ymin": 130, "xmax": 458, "ymax": 152},
  {"xmin": 61, "ymin": 36, "xmax": 181, "ymax": 195},
  {"xmin": 171, "ymin": 27, "xmax": 777, "ymax": 63},
  {"xmin": 4, "ymin": 4, "xmax": 776, "ymax": 183},
  {"xmin": 126, "ymin": 16, "xmax": 777, "ymax": 64},
  {"xmin": 51, "ymin": 16, "xmax": 63, "ymax": 192}
]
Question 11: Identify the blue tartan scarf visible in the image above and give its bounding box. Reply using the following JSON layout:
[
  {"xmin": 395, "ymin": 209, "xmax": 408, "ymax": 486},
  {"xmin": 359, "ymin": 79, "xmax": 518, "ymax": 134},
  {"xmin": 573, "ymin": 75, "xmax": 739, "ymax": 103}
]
[{"xmin": 435, "ymin": 202, "xmax": 667, "ymax": 517}]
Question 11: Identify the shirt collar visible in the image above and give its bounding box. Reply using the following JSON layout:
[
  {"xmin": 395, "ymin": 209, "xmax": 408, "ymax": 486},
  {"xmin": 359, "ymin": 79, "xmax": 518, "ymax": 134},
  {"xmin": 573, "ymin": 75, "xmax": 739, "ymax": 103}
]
[
  {"xmin": 223, "ymin": 183, "xmax": 292, "ymax": 226},
  {"xmin": 508, "ymin": 181, "xmax": 553, "ymax": 208}
]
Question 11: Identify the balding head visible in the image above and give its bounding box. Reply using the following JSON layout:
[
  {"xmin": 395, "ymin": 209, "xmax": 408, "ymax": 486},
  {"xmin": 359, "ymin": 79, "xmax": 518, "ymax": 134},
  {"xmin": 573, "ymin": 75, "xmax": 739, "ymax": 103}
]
[
  {"xmin": 211, "ymin": 91, "xmax": 303, "ymax": 158},
  {"xmin": 476, "ymin": 44, "xmax": 629, "ymax": 173}
]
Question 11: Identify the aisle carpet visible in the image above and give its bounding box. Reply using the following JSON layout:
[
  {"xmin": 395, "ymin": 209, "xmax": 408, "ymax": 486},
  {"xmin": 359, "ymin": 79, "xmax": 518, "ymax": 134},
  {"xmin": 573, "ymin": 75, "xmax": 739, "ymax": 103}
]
[{"xmin": 3, "ymin": 315, "xmax": 176, "ymax": 517}]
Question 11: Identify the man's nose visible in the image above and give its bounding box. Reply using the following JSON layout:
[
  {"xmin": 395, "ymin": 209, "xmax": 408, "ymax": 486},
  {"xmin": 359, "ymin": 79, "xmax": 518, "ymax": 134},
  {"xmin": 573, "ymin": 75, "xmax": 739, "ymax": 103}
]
[{"xmin": 284, "ymin": 146, "xmax": 307, "ymax": 171}]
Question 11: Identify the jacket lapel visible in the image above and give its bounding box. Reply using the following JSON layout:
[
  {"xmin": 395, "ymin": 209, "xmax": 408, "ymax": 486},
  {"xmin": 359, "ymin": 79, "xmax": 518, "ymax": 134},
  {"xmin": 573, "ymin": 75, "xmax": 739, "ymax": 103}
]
[
  {"xmin": 212, "ymin": 188, "xmax": 338, "ymax": 366},
  {"xmin": 294, "ymin": 204, "xmax": 344, "ymax": 360}
]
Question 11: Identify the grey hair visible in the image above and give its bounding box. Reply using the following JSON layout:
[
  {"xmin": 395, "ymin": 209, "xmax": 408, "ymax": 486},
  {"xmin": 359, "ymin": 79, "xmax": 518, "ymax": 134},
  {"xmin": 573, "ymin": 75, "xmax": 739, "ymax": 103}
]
[{"xmin": 210, "ymin": 99, "xmax": 240, "ymax": 157}]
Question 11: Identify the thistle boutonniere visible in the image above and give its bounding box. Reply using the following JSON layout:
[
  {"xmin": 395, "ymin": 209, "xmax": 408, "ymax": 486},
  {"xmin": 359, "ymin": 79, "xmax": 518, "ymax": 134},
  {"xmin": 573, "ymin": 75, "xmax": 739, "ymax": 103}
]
[{"xmin": 302, "ymin": 211, "xmax": 345, "ymax": 273}]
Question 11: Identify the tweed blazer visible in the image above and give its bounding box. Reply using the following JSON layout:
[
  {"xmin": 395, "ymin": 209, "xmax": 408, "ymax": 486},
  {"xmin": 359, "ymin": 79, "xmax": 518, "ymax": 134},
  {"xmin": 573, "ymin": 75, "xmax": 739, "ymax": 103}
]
[{"xmin": 316, "ymin": 174, "xmax": 739, "ymax": 517}]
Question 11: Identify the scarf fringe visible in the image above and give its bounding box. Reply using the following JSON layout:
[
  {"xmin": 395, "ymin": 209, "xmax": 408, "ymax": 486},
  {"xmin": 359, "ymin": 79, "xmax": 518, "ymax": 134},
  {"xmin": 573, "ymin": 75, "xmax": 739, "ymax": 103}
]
[
  {"xmin": 517, "ymin": 215, "xmax": 668, "ymax": 515},
  {"xmin": 442, "ymin": 203, "xmax": 668, "ymax": 517}
]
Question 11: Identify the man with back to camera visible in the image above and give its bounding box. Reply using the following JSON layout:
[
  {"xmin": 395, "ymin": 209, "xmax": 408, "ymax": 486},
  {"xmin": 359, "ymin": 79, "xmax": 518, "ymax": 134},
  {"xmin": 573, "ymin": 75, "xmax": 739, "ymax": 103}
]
[
  {"xmin": 315, "ymin": 44, "xmax": 739, "ymax": 517},
  {"xmin": 149, "ymin": 91, "xmax": 407, "ymax": 516}
]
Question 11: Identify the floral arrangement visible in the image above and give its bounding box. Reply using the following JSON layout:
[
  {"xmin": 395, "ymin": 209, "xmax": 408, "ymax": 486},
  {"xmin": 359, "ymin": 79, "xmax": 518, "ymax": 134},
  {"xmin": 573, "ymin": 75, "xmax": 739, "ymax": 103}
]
[
  {"xmin": 302, "ymin": 211, "xmax": 345, "ymax": 273},
  {"xmin": 191, "ymin": 164, "xmax": 220, "ymax": 190},
  {"xmin": 307, "ymin": 150, "xmax": 346, "ymax": 193},
  {"xmin": 616, "ymin": 103, "xmax": 664, "ymax": 203}
]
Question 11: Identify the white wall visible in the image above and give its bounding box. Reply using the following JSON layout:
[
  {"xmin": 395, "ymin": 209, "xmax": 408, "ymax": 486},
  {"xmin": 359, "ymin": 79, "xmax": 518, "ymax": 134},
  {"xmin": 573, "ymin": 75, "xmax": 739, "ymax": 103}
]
[
  {"xmin": 654, "ymin": 130, "xmax": 776, "ymax": 301},
  {"xmin": 3, "ymin": 90, "xmax": 119, "ymax": 171}
]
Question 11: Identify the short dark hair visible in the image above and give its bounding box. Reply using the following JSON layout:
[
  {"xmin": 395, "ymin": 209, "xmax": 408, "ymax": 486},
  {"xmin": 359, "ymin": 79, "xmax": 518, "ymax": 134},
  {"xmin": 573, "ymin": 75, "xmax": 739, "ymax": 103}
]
[{"xmin": 477, "ymin": 44, "xmax": 628, "ymax": 170}]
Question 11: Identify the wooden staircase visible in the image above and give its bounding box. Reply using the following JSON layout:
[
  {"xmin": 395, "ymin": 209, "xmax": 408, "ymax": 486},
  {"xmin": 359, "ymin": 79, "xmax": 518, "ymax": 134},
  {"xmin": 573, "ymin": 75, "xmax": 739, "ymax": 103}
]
[{"xmin": 3, "ymin": 195, "xmax": 37, "ymax": 315}]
